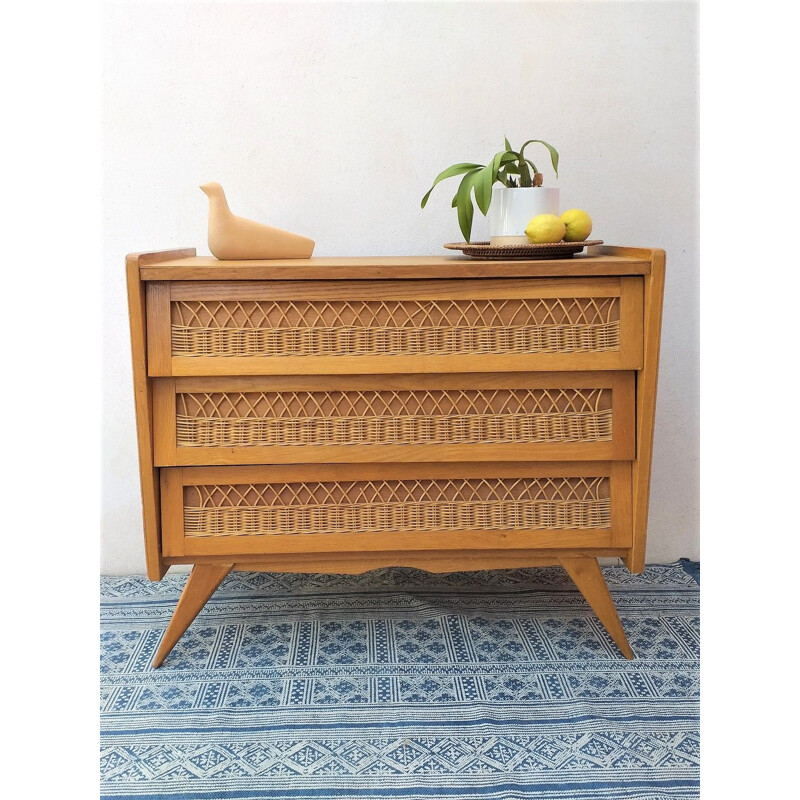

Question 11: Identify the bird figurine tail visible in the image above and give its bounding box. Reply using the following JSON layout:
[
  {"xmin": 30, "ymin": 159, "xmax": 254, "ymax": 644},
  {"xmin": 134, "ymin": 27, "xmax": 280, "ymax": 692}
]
[{"xmin": 200, "ymin": 182, "xmax": 315, "ymax": 260}]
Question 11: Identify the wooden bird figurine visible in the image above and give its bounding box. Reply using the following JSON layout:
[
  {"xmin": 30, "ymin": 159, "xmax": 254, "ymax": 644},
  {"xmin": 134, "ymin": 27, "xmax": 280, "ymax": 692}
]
[{"xmin": 200, "ymin": 181, "xmax": 315, "ymax": 259}]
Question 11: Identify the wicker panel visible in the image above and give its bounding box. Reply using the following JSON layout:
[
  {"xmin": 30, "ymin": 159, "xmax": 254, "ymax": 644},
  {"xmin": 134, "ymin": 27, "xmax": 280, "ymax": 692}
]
[
  {"xmin": 176, "ymin": 388, "xmax": 612, "ymax": 448},
  {"xmin": 183, "ymin": 477, "xmax": 611, "ymax": 538},
  {"xmin": 171, "ymin": 298, "xmax": 620, "ymax": 358}
]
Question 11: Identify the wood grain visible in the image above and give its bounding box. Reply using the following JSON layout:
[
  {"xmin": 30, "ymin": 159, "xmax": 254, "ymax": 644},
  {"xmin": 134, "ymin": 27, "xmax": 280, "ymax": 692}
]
[
  {"xmin": 159, "ymin": 467, "xmax": 185, "ymax": 558},
  {"xmin": 611, "ymin": 372, "xmax": 636, "ymax": 460},
  {"xmin": 170, "ymin": 352, "xmax": 636, "ymax": 376},
  {"xmin": 560, "ymin": 556, "xmax": 634, "ymax": 658},
  {"xmin": 626, "ymin": 248, "xmax": 666, "ymax": 572},
  {"xmin": 233, "ymin": 553, "xmax": 566, "ymax": 573},
  {"xmin": 152, "ymin": 378, "xmax": 177, "ymax": 466},
  {"xmin": 163, "ymin": 547, "xmax": 630, "ymax": 571},
  {"xmin": 152, "ymin": 563, "xmax": 232, "ymax": 668},
  {"xmin": 169, "ymin": 277, "xmax": 623, "ymax": 301},
  {"xmin": 154, "ymin": 370, "xmax": 632, "ymax": 466},
  {"xmin": 183, "ymin": 529, "xmax": 616, "ymax": 557},
  {"xmin": 166, "ymin": 441, "xmax": 619, "ymax": 466},
  {"xmin": 609, "ymin": 461, "xmax": 633, "ymax": 547},
  {"xmin": 140, "ymin": 253, "xmax": 651, "ymax": 281},
  {"xmin": 145, "ymin": 282, "xmax": 172, "ymax": 377},
  {"xmin": 125, "ymin": 255, "xmax": 166, "ymax": 580},
  {"xmin": 160, "ymin": 461, "xmax": 627, "ymax": 557},
  {"xmin": 179, "ymin": 461, "xmax": 615, "ymax": 484},
  {"xmin": 171, "ymin": 371, "xmax": 617, "ymax": 393},
  {"xmin": 157, "ymin": 274, "xmax": 642, "ymax": 376},
  {"xmin": 619, "ymin": 276, "xmax": 644, "ymax": 368},
  {"xmin": 133, "ymin": 248, "xmax": 197, "ymax": 266}
]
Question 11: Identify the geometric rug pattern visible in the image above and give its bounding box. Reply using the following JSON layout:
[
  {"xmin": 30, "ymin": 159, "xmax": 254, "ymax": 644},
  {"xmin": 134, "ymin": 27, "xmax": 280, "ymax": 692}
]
[{"xmin": 100, "ymin": 563, "xmax": 699, "ymax": 799}]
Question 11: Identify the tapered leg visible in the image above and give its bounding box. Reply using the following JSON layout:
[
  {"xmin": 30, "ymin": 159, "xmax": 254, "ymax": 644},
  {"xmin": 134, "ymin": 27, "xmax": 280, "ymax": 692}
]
[
  {"xmin": 152, "ymin": 564, "xmax": 233, "ymax": 668},
  {"xmin": 560, "ymin": 557, "xmax": 634, "ymax": 659}
]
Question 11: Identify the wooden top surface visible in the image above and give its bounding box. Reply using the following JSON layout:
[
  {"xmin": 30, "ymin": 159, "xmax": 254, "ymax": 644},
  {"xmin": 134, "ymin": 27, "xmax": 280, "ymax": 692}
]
[{"xmin": 134, "ymin": 247, "xmax": 654, "ymax": 280}]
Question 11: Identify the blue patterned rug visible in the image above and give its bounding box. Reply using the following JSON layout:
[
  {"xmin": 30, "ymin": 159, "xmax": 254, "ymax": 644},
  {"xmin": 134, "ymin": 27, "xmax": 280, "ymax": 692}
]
[{"xmin": 100, "ymin": 563, "xmax": 699, "ymax": 799}]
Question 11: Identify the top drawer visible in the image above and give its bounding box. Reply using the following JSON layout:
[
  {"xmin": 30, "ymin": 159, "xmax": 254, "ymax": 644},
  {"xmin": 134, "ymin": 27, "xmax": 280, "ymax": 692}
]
[{"xmin": 146, "ymin": 278, "xmax": 643, "ymax": 377}]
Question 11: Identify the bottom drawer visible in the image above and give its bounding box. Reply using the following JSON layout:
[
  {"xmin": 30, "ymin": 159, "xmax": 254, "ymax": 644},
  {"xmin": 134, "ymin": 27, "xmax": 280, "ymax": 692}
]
[{"xmin": 161, "ymin": 463, "xmax": 632, "ymax": 558}]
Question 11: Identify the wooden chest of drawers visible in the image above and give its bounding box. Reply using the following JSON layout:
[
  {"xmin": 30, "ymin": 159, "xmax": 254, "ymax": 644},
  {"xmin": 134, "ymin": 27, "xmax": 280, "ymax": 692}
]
[{"xmin": 127, "ymin": 246, "xmax": 665, "ymax": 666}]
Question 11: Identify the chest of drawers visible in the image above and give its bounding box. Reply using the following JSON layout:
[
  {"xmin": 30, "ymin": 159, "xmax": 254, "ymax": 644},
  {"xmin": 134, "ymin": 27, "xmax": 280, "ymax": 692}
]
[{"xmin": 127, "ymin": 246, "xmax": 665, "ymax": 667}]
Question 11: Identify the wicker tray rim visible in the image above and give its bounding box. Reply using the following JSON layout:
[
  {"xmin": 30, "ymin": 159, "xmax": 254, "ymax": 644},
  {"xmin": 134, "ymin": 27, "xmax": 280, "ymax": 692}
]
[{"xmin": 445, "ymin": 240, "xmax": 603, "ymax": 252}]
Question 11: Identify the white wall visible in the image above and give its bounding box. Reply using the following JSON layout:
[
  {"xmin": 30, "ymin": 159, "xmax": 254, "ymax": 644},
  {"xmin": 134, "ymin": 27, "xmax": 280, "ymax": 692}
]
[{"xmin": 102, "ymin": 1, "xmax": 698, "ymax": 574}]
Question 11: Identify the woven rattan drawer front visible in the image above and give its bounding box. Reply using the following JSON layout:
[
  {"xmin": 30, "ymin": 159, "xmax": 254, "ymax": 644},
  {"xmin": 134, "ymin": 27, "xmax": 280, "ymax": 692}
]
[
  {"xmin": 153, "ymin": 372, "xmax": 635, "ymax": 465},
  {"xmin": 145, "ymin": 278, "xmax": 643, "ymax": 376},
  {"xmin": 160, "ymin": 462, "xmax": 632, "ymax": 558}
]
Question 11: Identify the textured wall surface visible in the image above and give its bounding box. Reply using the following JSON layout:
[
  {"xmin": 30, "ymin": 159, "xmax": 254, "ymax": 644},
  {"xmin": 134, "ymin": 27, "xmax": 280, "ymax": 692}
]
[{"xmin": 102, "ymin": 1, "xmax": 698, "ymax": 574}]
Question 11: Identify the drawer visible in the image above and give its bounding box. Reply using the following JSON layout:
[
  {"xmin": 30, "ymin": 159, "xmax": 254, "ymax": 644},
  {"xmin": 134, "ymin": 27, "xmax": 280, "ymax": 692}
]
[
  {"xmin": 146, "ymin": 278, "xmax": 643, "ymax": 376},
  {"xmin": 153, "ymin": 372, "xmax": 635, "ymax": 465},
  {"xmin": 160, "ymin": 462, "xmax": 633, "ymax": 558}
]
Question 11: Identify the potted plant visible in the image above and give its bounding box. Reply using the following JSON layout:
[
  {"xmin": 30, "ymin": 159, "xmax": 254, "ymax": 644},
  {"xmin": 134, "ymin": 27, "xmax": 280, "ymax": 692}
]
[{"xmin": 421, "ymin": 137, "xmax": 560, "ymax": 244}]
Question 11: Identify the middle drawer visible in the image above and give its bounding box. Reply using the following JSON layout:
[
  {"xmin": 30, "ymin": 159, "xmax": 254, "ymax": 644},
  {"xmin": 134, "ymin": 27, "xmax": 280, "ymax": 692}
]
[{"xmin": 153, "ymin": 372, "xmax": 634, "ymax": 465}]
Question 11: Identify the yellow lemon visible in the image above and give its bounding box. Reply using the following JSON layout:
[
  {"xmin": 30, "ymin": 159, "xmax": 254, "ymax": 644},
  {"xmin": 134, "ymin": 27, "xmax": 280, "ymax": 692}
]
[
  {"xmin": 560, "ymin": 209, "xmax": 593, "ymax": 242},
  {"xmin": 525, "ymin": 214, "xmax": 566, "ymax": 244}
]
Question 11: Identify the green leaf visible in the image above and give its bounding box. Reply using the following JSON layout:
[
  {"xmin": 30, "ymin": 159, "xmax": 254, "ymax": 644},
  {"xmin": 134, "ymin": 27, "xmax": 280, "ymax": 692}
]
[
  {"xmin": 488, "ymin": 152, "xmax": 501, "ymax": 184},
  {"xmin": 498, "ymin": 165, "xmax": 520, "ymax": 186},
  {"xmin": 480, "ymin": 150, "xmax": 520, "ymax": 198},
  {"xmin": 421, "ymin": 162, "xmax": 483, "ymax": 208},
  {"xmin": 474, "ymin": 163, "xmax": 494, "ymax": 215},
  {"xmin": 521, "ymin": 159, "xmax": 541, "ymax": 184},
  {"xmin": 519, "ymin": 139, "xmax": 559, "ymax": 177},
  {"xmin": 489, "ymin": 151, "xmax": 518, "ymax": 183},
  {"xmin": 456, "ymin": 168, "xmax": 481, "ymax": 242},
  {"xmin": 504, "ymin": 135, "xmax": 512, "ymax": 152},
  {"xmin": 519, "ymin": 160, "xmax": 532, "ymax": 187}
]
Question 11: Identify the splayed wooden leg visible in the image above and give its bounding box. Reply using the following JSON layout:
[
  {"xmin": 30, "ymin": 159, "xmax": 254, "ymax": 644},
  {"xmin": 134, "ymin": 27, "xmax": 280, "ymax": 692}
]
[
  {"xmin": 560, "ymin": 556, "xmax": 634, "ymax": 659},
  {"xmin": 152, "ymin": 564, "xmax": 233, "ymax": 668}
]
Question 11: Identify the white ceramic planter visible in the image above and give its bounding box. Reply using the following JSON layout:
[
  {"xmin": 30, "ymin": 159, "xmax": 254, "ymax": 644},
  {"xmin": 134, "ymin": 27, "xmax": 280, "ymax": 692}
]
[{"xmin": 487, "ymin": 186, "xmax": 560, "ymax": 245}]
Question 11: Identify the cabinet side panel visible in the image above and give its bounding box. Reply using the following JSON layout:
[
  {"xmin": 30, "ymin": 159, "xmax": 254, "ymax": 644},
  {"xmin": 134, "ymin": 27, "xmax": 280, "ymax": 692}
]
[
  {"xmin": 126, "ymin": 257, "xmax": 165, "ymax": 579},
  {"xmin": 627, "ymin": 249, "xmax": 666, "ymax": 572}
]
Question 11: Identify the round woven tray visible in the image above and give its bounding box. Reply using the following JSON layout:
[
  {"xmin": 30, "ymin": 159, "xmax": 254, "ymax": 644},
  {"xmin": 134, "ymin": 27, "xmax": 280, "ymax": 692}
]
[{"xmin": 444, "ymin": 240, "xmax": 604, "ymax": 260}]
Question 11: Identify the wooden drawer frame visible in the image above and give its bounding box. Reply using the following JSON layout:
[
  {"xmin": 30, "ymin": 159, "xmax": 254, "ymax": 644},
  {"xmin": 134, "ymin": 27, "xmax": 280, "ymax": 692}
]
[
  {"xmin": 152, "ymin": 371, "xmax": 635, "ymax": 466},
  {"xmin": 160, "ymin": 461, "xmax": 633, "ymax": 559},
  {"xmin": 146, "ymin": 277, "xmax": 643, "ymax": 376}
]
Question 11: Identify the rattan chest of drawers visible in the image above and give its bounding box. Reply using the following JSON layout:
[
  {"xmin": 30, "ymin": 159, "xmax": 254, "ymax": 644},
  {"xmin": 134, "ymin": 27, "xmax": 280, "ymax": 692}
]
[{"xmin": 127, "ymin": 246, "xmax": 665, "ymax": 667}]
